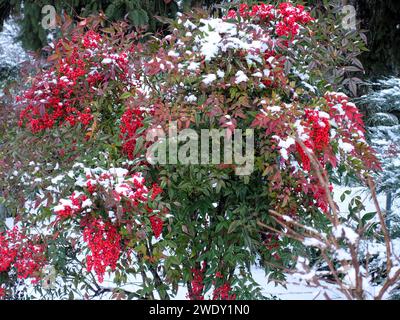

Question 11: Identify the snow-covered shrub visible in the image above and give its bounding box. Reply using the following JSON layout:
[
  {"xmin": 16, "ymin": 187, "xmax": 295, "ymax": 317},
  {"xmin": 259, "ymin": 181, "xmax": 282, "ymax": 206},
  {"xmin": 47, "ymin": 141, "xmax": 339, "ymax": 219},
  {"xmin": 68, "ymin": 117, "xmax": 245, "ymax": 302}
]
[
  {"xmin": 312, "ymin": 77, "xmax": 400, "ymax": 299},
  {"xmin": 369, "ymin": 113, "xmax": 399, "ymax": 127},
  {"xmin": 368, "ymin": 125, "xmax": 400, "ymax": 199},
  {"xmin": 0, "ymin": 18, "xmax": 27, "ymax": 98},
  {"xmin": 259, "ymin": 175, "xmax": 400, "ymax": 300},
  {"xmin": 362, "ymin": 78, "xmax": 400, "ymax": 119},
  {"xmin": 360, "ymin": 78, "xmax": 400, "ymax": 203},
  {"xmin": 0, "ymin": 18, "xmax": 27, "ymax": 70},
  {"xmin": 0, "ymin": 3, "xmax": 383, "ymax": 300}
]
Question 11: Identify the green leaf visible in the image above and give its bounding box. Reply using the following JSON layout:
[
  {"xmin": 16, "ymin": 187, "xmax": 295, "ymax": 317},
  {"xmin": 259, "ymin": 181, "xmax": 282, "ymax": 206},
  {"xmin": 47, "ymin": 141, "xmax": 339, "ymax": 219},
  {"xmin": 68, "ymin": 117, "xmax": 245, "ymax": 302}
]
[
  {"xmin": 228, "ymin": 220, "xmax": 242, "ymax": 234},
  {"xmin": 362, "ymin": 211, "xmax": 377, "ymax": 223},
  {"xmin": 120, "ymin": 92, "xmax": 132, "ymax": 100}
]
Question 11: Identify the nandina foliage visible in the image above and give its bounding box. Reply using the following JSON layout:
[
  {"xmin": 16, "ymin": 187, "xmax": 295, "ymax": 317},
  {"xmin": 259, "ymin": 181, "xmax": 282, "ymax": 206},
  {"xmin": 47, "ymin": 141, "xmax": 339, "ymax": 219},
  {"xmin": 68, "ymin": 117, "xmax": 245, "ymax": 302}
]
[
  {"xmin": 16, "ymin": 15, "xmax": 141, "ymax": 135},
  {"xmin": 124, "ymin": 3, "xmax": 379, "ymax": 299},
  {"xmin": 0, "ymin": 2, "xmax": 379, "ymax": 300}
]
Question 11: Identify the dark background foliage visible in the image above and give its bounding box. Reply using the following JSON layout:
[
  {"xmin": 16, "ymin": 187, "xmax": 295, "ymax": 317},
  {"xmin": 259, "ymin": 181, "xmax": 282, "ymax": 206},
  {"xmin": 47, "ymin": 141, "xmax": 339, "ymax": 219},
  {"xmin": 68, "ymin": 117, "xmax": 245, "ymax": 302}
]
[
  {"xmin": 348, "ymin": 0, "xmax": 400, "ymax": 77},
  {"xmin": 1, "ymin": 0, "xmax": 400, "ymax": 77},
  {"xmin": 0, "ymin": 0, "xmax": 224, "ymax": 50}
]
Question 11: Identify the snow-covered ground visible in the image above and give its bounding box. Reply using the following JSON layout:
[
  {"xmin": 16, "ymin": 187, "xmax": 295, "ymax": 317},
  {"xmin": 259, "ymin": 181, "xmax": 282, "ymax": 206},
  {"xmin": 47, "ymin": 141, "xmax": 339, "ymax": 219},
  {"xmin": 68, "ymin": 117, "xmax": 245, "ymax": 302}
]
[{"xmin": 97, "ymin": 267, "xmax": 346, "ymax": 300}]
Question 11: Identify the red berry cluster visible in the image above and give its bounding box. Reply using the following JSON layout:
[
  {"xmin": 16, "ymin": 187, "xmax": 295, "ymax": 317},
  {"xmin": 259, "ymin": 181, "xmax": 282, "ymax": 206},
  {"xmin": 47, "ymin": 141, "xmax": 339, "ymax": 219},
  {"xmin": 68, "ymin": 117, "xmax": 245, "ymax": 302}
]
[
  {"xmin": 188, "ymin": 267, "xmax": 205, "ymax": 300},
  {"xmin": 56, "ymin": 168, "xmax": 165, "ymax": 238},
  {"xmin": 187, "ymin": 264, "xmax": 236, "ymax": 300},
  {"xmin": 296, "ymin": 140, "xmax": 313, "ymax": 172},
  {"xmin": 151, "ymin": 183, "xmax": 163, "ymax": 201},
  {"xmin": 296, "ymin": 109, "xmax": 330, "ymax": 172},
  {"xmin": 149, "ymin": 215, "xmax": 163, "ymax": 239},
  {"xmin": 147, "ymin": 182, "xmax": 165, "ymax": 239},
  {"xmin": 119, "ymin": 108, "xmax": 145, "ymax": 160},
  {"xmin": 113, "ymin": 172, "xmax": 150, "ymax": 205},
  {"xmin": 83, "ymin": 170, "xmax": 150, "ymax": 205},
  {"xmin": 276, "ymin": 3, "xmax": 314, "ymax": 37},
  {"xmin": 82, "ymin": 30, "xmax": 102, "ymax": 49},
  {"xmin": 312, "ymin": 183, "xmax": 333, "ymax": 213},
  {"xmin": 293, "ymin": 109, "xmax": 333, "ymax": 212},
  {"xmin": 53, "ymin": 168, "xmax": 166, "ymax": 281},
  {"xmin": 226, "ymin": 2, "xmax": 314, "ymax": 38},
  {"xmin": 305, "ymin": 109, "xmax": 330, "ymax": 151},
  {"xmin": 17, "ymin": 28, "xmax": 134, "ymax": 133},
  {"xmin": 0, "ymin": 234, "xmax": 16, "ymax": 273},
  {"xmin": 212, "ymin": 283, "xmax": 236, "ymax": 300},
  {"xmin": 82, "ymin": 218, "xmax": 121, "ymax": 283},
  {"xmin": 0, "ymin": 227, "xmax": 46, "ymax": 283},
  {"xmin": 53, "ymin": 192, "xmax": 89, "ymax": 220}
]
